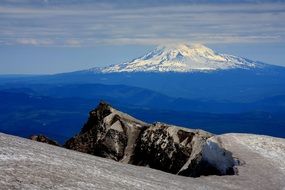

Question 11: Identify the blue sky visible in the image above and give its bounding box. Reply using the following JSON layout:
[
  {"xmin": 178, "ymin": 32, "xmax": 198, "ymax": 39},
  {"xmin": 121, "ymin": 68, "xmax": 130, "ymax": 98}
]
[{"xmin": 0, "ymin": 0, "xmax": 285, "ymax": 74}]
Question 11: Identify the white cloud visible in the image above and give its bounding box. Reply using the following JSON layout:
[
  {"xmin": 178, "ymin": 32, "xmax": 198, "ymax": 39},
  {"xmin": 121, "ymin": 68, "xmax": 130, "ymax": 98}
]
[
  {"xmin": 16, "ymin": 38, "xmax": 54, "ymax": 45},
  {"xmin": 0, "ymin": 2, "xmax": 284, "ymax": 46},
  {"xmin": 65, "ymin": 39, "xmax": 81, "ymax": 46}
]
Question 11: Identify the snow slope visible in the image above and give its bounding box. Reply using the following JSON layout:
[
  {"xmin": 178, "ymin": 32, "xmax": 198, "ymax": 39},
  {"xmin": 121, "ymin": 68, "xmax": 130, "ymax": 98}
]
[
  {"xmin": 0, "ymin": 132, "xmax": 284, "ymax": 190},
  {"xmin": 98, "ymin": 43, "xmax": 264, "ymax": 73}
]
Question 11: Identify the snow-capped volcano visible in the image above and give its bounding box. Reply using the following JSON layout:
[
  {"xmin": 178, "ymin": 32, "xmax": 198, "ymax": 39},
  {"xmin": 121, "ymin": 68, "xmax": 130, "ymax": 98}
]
[{"xmin": 99, "ymin": 43, "xmax": 264, "ymax": 73}]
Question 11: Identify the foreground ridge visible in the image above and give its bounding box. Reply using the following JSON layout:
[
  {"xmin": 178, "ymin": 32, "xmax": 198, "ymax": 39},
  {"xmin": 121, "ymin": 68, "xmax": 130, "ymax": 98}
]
[
  {"xmin": 64, "ymin": 102, "xmax": 237, "ymax": 177},
  {"xmin": 1, "ymin": 117, "xmax": 285, "ymax": 189}
]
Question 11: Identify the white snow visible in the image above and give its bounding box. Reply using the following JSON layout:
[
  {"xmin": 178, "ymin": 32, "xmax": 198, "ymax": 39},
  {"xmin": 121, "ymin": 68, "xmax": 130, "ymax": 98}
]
[
  {"xmin": 202, "ymin": 137, "xmax": 237, "ymax": 174},
  {"xmin": 97, "ymin": 43, "xmax": 263, "ymax": 73},
  {"xmin": 0, "ymin": 132, "xmax": 284, "ymax": 190},
  {"xmin": 230, "ymin": 134, "xmax": 285, "ymax": 172}
]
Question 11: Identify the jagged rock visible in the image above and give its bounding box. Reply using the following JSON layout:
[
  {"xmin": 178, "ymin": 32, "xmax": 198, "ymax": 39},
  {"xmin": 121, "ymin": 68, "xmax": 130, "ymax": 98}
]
[
  {"xmin": 30, "ymin": 135, "xmax": 60, "ymax": 146},
  {"xmin": 133, "ymin": 122, "xmax": 213, "ymax": 176},
  {"xmin": 64, "ymin": 102, "xmax": 237, "ymax": 177},
  {"xmin": 64, "ymin": 101, "xmax": 149, "ymax": 162}
]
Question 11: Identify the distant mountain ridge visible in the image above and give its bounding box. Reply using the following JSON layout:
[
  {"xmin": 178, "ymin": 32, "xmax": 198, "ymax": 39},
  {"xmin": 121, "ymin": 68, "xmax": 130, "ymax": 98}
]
[
  {"xmin": 89, "ymin": 43, "xmax": 266, "ymax": 73},
  {"xmin": 0, "ymin": 43, "xmax": 284, "ymax": 143}
]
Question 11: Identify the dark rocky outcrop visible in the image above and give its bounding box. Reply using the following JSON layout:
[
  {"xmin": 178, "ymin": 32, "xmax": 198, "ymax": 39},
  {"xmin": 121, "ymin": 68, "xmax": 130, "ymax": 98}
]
[
  {"xmin": 133, "ymin": 122, "xmax": 214, "ymax": 176},
  {"xmin": 64, "ymin": 102, "xmax": 238, "ymax": 177},
  {"xmin": 30, "ymin": 135, "xmax": 60, "ymax": 146},
  {"xmin": 64, "ymin": 101, "xmax": 149, "ymax": 163}
]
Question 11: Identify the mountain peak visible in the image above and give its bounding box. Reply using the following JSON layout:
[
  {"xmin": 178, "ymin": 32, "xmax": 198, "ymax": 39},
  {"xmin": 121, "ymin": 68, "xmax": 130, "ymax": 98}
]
[
  {"xmin": 99, "ymin": 43, "xmax": 263, "ymax": 73},
  {"xmin": 159, "ymin": 43, "xmax": 210, "ymax": 52},
  {"xmin": 155, "ymin": 43, "xmax": 220, "ymax": 60}
]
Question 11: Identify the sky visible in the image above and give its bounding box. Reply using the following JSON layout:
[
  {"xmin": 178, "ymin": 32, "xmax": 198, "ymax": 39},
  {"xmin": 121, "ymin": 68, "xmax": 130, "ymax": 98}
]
[{"xmin": 0, "ymin": 0, "xmax": 285, "ymax": 74}]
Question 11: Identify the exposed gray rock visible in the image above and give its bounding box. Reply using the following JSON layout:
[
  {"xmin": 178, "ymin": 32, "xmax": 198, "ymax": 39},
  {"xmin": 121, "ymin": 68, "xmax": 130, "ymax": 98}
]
[
  {"xmin": 64, "ymin": 102, "xmax": 149, "ymax": 162},
  {"xmin": 64, "ymin": 102, "xmax": 237, "ymax": 177},
  {"xmin": 30, "ymin": 135, "xmax": 60, "ymax": 146},
  {"xmin": 133, "ymin": 122, "xmax": 213, "ymax": 176}
]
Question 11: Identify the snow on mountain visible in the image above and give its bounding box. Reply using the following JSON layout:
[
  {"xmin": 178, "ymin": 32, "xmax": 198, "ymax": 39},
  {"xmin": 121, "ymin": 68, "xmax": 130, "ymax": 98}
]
[
  {"xmin": 1, "ymin": 132, "xmax": 284, "ymax": 189},
  {"xmin": 98, "ymin": 43, "xmax": 264, "ymax": 73}
]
